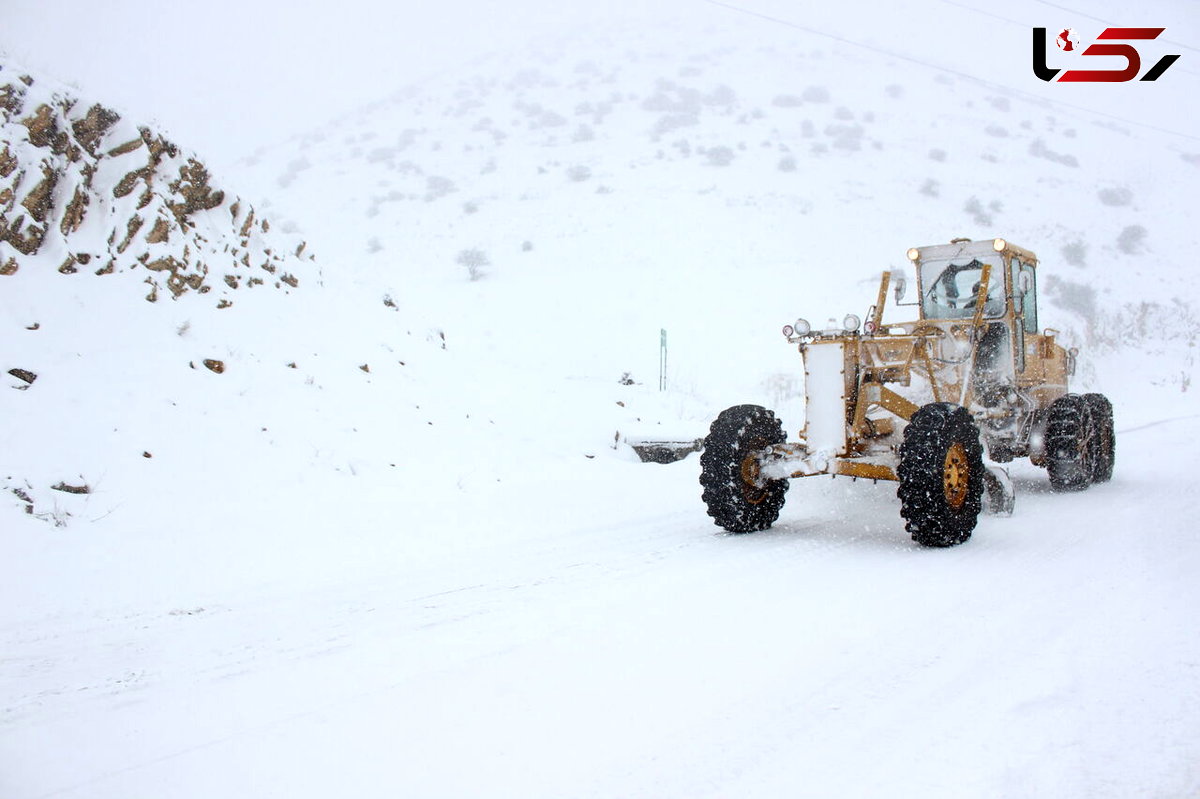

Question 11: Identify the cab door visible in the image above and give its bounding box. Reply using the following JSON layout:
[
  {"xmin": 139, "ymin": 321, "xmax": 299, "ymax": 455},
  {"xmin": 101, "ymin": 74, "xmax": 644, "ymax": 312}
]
[{"xmin": 1012, "ymin": 258, "xmax": 1068, "ymax": 404}]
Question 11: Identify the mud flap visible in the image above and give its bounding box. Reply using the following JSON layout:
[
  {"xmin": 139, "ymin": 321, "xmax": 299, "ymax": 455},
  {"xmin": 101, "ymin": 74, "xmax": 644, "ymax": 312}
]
[{"xmin": 981, "ymin": 465, "xmax": 1015, "ymax": 516}]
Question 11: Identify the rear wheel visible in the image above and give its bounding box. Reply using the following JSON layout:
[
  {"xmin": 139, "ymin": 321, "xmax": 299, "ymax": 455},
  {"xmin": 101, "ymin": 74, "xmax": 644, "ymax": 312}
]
[
  {"xmin": 1083, "ymin": 393, "xmax": 1115, "ymax": 483},
  {"xmin": 897, "ymin": 403, "xmax": 985, "ymax": 548},
  {"xmin": 1045, "ymin": 394, "xmax": 1095, "ymax": 492},
  {"xmin": 699, "ymin": 405, "xmax": 788, "ymax": 533}
]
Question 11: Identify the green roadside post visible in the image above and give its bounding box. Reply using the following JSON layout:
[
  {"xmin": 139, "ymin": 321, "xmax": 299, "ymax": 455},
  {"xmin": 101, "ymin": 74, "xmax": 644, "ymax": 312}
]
[{"xmin": 659, "ymin": 328, "xmax": 667, "ymax": 391}]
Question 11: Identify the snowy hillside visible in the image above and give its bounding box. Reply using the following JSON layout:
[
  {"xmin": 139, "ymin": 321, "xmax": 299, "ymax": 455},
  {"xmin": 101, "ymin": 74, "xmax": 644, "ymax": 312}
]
[
  {"xmin": 238, "ymin": 16, "xmax": 1199, "ymax": 409},
  {"xmin": 3, "ymin": 5, "xmax": 1200, "ymax": 799}
]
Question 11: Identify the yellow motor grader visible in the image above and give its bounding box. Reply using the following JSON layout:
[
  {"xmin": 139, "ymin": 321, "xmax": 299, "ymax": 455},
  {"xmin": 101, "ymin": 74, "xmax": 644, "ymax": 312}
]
[{"xmin": 699, "ymin": 237, "xmax": 1115, "ymax": 547}]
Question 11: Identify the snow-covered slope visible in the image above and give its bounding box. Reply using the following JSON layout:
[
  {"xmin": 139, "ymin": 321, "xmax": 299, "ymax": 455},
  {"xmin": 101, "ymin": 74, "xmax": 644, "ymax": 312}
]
[
  {"xmin": 0, "ymin": 62, "xmax": 450, "ymax": 529},
  {"xmin": 2, "ymin": 7, "xmax": 1199, "ymax": 799},
  {"xmin": 238, "ymin": 16, "xmax": 1199, "ymax": 407}
]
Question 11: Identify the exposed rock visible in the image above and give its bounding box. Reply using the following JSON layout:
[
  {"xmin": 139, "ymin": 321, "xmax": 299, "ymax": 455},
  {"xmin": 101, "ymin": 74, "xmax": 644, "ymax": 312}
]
[
  {"xmin": 0, "ymin": 80, "xmax": 24, "ymax": 115},
  {"xmin": 117, "ymin": 215, "xmax": 144, "ymax": 253},
  {"xmin": 22, "ymin": 103, "xmax": 64, "ymax": 151},
  {"xmin": 60, "ymin": 185, "xmax": 89, "ymax": 234},
  {"xmin": 167, "ymin": 159, "xmax": 224, "ymax": 223},
  {"xmin": 21, "ymin": 164, "xmax": 59, "ymax": 223},
  {"xmin": 203, "ymin": 358, "xmax": 225, "ymax": 373},
  {"xmin": 8, "ymin": 368, "xmax": 37, "ymax": 384},
  {"xmin": 106, "ymin": 136, "xmax": 143, "ymax": 158},
  {"xmin": 71, "ymin": 103, "xmax": 121, "ymax": 156},
  {"xmin": 0, "ymin": 61, "xmax": 312, "ymax": 305},
  {"xmin": 11, "ymin": 487, "xmax": 34, "ymax": 514},
  {"xmin": 146, "ymin": 216, "xmax": 171, "ymax": 244},
  {"xmin": 5, "ymin": 214, "xmax": 46, "ymax": 255},
  {"xmin": 0, "ymin": 144, "xmax": 16, "ymax": 177}
]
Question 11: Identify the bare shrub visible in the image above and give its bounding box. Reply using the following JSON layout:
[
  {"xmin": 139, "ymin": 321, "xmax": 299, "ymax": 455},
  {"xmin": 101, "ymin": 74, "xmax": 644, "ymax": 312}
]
[
  {"xmin": 456, "ymin": 248, "xmax": 490, "ymax": 281},
  {"xmin": 1117, "ymin": 225, "xmax": 1147, "ymax": 254},
  {"xmin": 964, "ymin": 196, "xmax": 992, "ymax": 226},
  {"xmin": 1061, "ymin": 240, "xmax": 1087, "ymax": 267},
  {"xmin": 424, "ymin": 176, "xmax": 457, "ymax": 201},
  {"xmin": 1098, "ymin": 186, "xmax": 1133, "ymax": 206},
  {"xmin": 1044, "ymin": 275, "xmax": 1097, "ymax": 317},
  {"xmin": 1029, "ymin": 139, "xmax": 1079, "ymax": 168},
  {"xmin": 703, "ymin": 146, "xmax": 735, "ymax": 166},
  {"xmin": 801, "ymin": 86, "xmax": 830, "ymax": 103}
]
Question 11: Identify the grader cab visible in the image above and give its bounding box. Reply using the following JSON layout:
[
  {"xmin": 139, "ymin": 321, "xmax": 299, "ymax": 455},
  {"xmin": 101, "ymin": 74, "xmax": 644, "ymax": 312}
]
[{"xmin": 699, "ymin": 237, "xmax": 1115, "ymax": 547}]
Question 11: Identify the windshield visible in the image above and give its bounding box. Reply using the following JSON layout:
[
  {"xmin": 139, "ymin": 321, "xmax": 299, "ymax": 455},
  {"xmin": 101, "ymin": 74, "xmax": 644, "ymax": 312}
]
[{"xmin": 919, "ymin": 255, "xmax": 1004, "ymax": 320}]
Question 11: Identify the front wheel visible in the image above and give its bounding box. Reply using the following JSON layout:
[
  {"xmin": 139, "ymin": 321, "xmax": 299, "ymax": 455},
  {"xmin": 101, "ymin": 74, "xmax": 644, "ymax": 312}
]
[
  {"xmin": 897, "ymin": 403, "xmax": 985, "ymax": 547},
  {"xmin": 699, "ymin": 405, "xmax": 789, "ymax": 533}
]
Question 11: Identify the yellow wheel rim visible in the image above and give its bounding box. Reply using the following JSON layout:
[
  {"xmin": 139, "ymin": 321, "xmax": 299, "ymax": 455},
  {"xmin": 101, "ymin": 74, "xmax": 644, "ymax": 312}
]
[
  {"xmin": 943, "ymin": 442, "xmax": 969, "ymax": 509},
  {"xmin": 740, "ymin": 453, "xmax": 767, "ymax": 505}
]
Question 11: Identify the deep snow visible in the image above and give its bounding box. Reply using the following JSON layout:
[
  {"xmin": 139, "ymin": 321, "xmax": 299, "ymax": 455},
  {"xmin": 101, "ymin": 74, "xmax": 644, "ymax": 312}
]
[{"xmin": 3, "ymin": 2, "xmax": 1200, "ymax": 797}]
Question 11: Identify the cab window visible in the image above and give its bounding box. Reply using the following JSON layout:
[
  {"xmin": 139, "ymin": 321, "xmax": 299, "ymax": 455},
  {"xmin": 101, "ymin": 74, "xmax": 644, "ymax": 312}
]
[
  {"xmin": 919, "ymin": 256, "xmax": 1004, "ymax": 320},
  {"xmin": 1013, "ymin": 259, "xmax": 1038, "ymax": 334}
]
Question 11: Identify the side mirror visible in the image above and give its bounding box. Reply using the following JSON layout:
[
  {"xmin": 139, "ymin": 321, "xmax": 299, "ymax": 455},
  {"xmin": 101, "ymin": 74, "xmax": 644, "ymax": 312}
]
[
  {"xmin": 892, "ymin": 272, "xmax": 907, "ymax": 303},
  {"xmin": 1017, "ymin": 270, "xmax": 1033, "ymax": 296}
]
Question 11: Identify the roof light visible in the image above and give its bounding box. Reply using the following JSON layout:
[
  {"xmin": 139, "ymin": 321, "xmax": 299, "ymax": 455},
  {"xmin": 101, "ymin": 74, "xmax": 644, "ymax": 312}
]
[
  {"xmin": 993, "ymin": 238, "xmax": 1007, "ymax": 252},
  {"xmin": 843, "ymin": 314, "xmax": 861, "ymax": 333},
  {"xmin": 782, "ymin": 324, "xmax": 795, "ymax": 337},
  {"xmin": 793, "ymin": 318, "xmax": 811, "ymax": 336},
  {"xmin": 906, "ymin": 248, "xmax": 920, "ymax": 261}
]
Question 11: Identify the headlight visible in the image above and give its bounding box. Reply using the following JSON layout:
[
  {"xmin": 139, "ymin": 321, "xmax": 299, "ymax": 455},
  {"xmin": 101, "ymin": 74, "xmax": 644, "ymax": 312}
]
[
  {"xmin": 793, "ymin": 318, "xmax": 811, "ymax": 336},
  {"xmin": 843, "ymin": 314, "xmax": 861, "ymax": 333},
  {"xmin": 993, "ymin": 238, "xmax": 1007, "ymax": 252},
  {"xmin": 906, "ymin": 247, "xmax": 920, "ymax": 261}
]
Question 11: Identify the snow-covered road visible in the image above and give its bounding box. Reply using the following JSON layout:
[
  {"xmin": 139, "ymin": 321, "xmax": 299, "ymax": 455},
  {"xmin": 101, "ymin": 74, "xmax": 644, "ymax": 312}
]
[{"xmin": 4, "ymin": 415, "xmax": 1198, "ymax": 799}]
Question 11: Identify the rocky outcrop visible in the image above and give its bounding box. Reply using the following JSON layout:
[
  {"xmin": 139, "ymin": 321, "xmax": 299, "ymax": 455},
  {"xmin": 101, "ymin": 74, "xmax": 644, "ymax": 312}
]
[{"xmin": 0, "ymin": 61, "xmax": 312, "ymax": 303}]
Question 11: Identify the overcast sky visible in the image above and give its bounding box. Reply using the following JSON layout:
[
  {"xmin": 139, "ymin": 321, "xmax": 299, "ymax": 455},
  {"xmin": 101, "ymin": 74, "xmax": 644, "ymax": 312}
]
[
  {"xmin": 3, "ymin": 0, "xmax": 1197, "ymax": 176},
  {"xmin": 0, "ymin": 0, "xmax": 650, "ymax": 171}
]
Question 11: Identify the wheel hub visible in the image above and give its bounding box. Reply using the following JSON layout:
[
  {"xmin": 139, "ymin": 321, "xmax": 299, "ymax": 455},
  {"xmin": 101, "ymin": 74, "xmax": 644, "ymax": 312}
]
[
  {"xmin": 740, "ymin": 453, "xmax": 768, "ymax": 504},
  {"xmin": 943, "ymin": 442, "xmax": 969, "ymax": 509}
]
